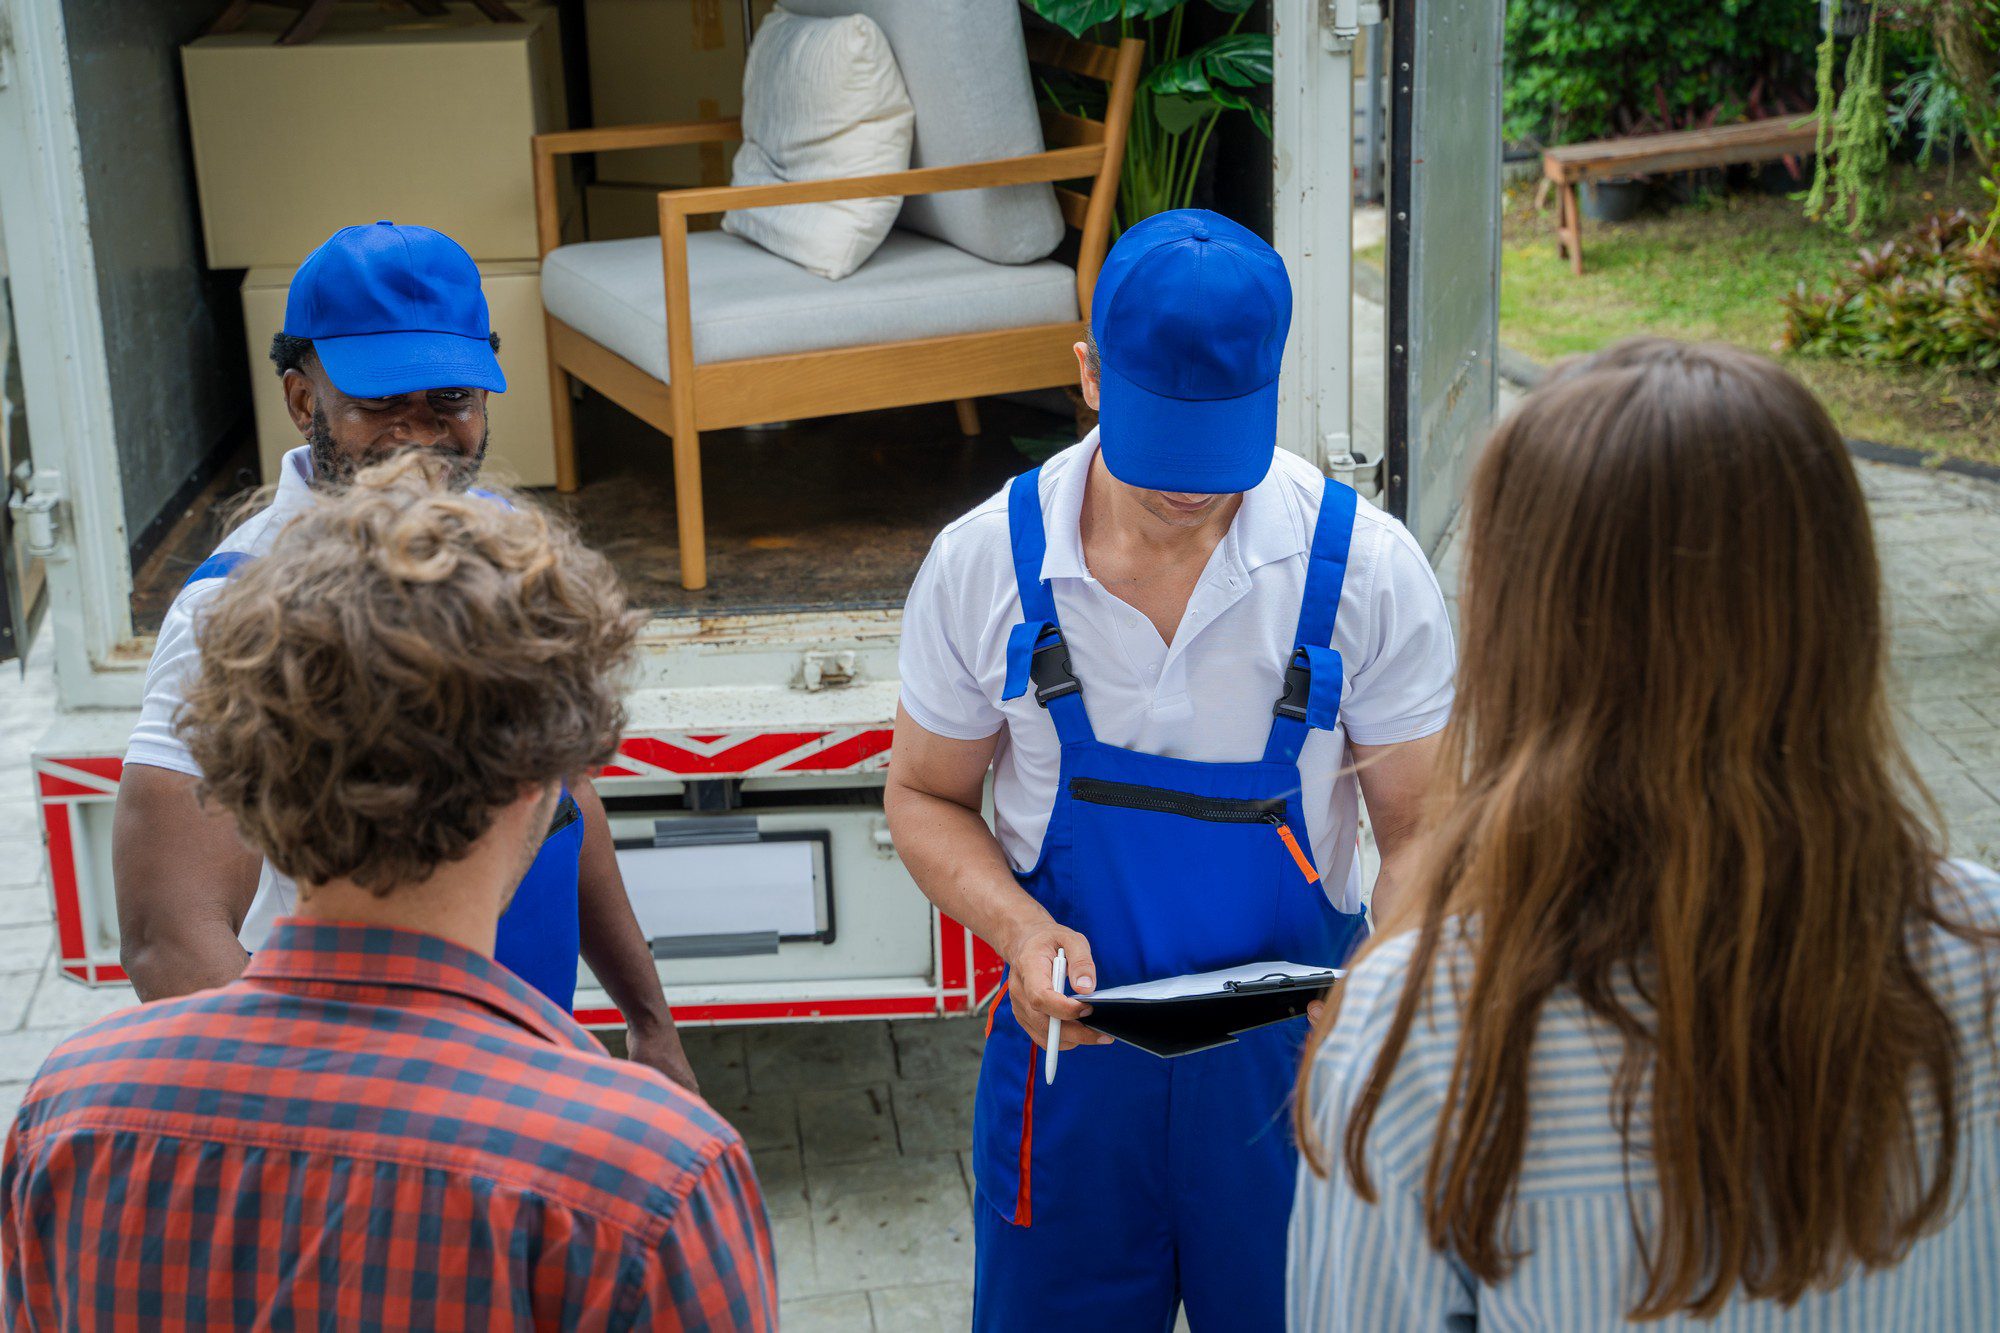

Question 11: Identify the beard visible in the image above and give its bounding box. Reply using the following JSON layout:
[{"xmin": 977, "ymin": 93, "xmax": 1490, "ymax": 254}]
[{"xmin": 307, "ymin": 408, "xmax": 490, "ymax": 492}]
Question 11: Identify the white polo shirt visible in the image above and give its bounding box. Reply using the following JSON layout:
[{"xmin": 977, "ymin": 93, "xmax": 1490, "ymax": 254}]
[
  {"xmin": 897, "ymin": 433, "xmax": 1457, "ymax": 911},
  {"xmin": 125, "ymin": 446, "xmax": 321, "ymax": 951}
]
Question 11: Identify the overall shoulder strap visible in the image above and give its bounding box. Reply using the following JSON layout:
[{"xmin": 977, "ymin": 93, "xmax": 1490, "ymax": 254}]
[
  {"xmin": 1263, "ymin": 478, "xmax": 1360, "ymax": 765},
  {"xmin": 182, "ymin": 549, "xmax": 257, "ymax": 589},
  {"xmin": 1000, "ymin": 468, "xmax": 1094, "ymax": 745},
  {"xmin": 1007, "ymin": 467, "xmax": 1059, "ymax": 626}
]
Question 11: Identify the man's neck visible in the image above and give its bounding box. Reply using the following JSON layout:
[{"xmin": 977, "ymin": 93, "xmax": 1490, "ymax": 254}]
[
  {"xmin": 1079, "ymin": 450, "xmax": 1243, "ymax": 645},
  {"xmin": 1081, "ymin": 451, "xmax": 1242, "ymax": 558},
  {"xmin": 295, "ymin": 859, "xmax": 506, "ymax": 958}
]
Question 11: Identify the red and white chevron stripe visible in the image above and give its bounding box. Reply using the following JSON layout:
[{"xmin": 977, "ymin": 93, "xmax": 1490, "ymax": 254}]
[
  {"xmin": 29, "ymin": 727, "xmax": 1002, "ymax": 1024},
  {"xmin": 597, "ymin": 728, "xmax": 893, "ymax": 781}
]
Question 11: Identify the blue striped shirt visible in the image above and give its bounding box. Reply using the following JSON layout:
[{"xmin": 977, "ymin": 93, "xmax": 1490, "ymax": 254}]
[{"xmin": 1289, "ymin": 860, "xmax": 2000, "ymax": 1331}]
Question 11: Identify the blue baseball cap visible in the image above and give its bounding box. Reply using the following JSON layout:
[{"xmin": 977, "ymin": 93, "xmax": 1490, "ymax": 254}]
[
  {"xmin": 283, "ymin": 221, "xmax": 506, "ymax": 398},
  {"xmin": 1091, "ymin": 209, "xmax": 1291, "ymax": 493}
]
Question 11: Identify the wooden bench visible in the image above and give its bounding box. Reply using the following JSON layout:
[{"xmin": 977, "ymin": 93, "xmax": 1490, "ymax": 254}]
[{"xmin": 1542, "ymin": 118, "xmax": 1819, "ymax": 275}]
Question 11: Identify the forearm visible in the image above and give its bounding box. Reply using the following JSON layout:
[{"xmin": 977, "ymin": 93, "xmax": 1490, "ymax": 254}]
[
  {"xmin": 577, "ymin": 881, "xmax": 674, "ymax": 1032},
  {"xmin": 1366, "ymin": 831, "xmax": 1422, "ymax": 933},
  {"xmin": 1352, "ymin": 732, "xmax": 1445, "ymax": 935},
  {"xmin": 572, "ymin": 780, "xmax": 675, "ymax": 1032},
  {"xmin": 885, "ymin": 783, "xmax": 1050, "ymax": 958}
]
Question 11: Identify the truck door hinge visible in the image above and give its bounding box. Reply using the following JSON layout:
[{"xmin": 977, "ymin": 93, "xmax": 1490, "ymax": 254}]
[
  {"xmin": 1324, "ymin": 434, "xmax": 1384, "ymax": 500},
  {"xmin": 1320, "ymin": 0, "xmax": 1384, "ymax": 50},
  {"xmin": 7, "ymin": 463, "xmax": 61, "ymax": 560}
]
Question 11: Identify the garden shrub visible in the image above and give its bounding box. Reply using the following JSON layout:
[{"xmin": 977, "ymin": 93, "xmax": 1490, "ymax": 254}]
[
  {"xmin": 1781, "ymin": 209, "xmax": 2000, "ymax": 370},
  {"xmin": 1505, "ymin": 0, "xmax": 1820, "ymax": 145}
]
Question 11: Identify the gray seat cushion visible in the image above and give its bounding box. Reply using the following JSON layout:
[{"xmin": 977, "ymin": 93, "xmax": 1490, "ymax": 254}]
[
  {"xmin": 541, "ymin": 229, "xmax": 1079, "ymax": 382},
  {"xmin": 778, "ymin": 0, "xmax": 1063, "ymax": 265}
]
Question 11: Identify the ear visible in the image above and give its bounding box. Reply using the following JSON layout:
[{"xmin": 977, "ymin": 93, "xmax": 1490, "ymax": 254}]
[
  {"xmin": 282, "ymin": 368, "xmax": 318, "ymax": 436},
  {"xmin": 1072, "ymin": 341, "xmax": 1101, "ymax": 412}
]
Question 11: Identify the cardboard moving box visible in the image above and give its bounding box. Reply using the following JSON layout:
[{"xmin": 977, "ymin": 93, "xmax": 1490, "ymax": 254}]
[
  {"xmin": 241, "ymin": 261, "xmax": 559, "ymax": 490},
  {"xmin": 184, "ymin": 4, "xmax": 574, "ymax": 268},
  {"xmin": 586, "ymin": 0, "xmax": 777, "ymax": 188}
]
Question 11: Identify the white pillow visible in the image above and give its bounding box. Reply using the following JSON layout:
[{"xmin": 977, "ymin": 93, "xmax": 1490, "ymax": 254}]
[{"xmin": 721, "ymin": 8, "xmax": 914, "ymax": 281}]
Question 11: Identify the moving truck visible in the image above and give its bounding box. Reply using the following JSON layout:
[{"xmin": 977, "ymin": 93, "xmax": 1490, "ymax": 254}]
[{"xmin": 0, "ymin": 0, "xmax": 1499, "ymax": 1028}]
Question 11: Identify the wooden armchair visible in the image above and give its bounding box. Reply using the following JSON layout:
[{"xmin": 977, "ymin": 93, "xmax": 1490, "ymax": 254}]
[{"xmin": 530, "ymin": 31, "xmax": 1143, "ymax": 590}]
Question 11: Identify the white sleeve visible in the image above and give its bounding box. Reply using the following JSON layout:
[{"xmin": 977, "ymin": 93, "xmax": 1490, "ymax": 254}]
[
  {"xmin": 1341, "ymin": 521, "xmax": 1456, "ymax": 747},
  {"xmin": 896, "ymin": 534, "xmax": 1005, "ymax": 742},
  {"xmin": 122, "ymin": 592, "xmax": 209, "ymax": 778}
]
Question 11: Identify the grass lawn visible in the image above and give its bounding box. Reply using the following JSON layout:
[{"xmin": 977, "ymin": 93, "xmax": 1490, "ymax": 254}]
[{"xmin": 1403, "ymin": 165, "xmax": 1999, "ymax": 466}]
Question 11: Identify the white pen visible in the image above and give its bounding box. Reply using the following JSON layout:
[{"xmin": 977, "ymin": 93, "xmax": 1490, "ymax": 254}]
[{"xmin": 1045, "ymin": 948, "xmax": 1067, "ymax": 1085}]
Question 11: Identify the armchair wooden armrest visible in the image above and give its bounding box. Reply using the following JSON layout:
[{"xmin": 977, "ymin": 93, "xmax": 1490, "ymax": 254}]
[
  {"xmin": 535, "ymin": 118, "xmax": 743, "ymax": 157},
  {"xmin": 532, "ymin": 118, "xmax": 745, "ymax": 254},
  {"xmin": 655, "ymin": 144, "xmax": 1105, "ymax": 219}
]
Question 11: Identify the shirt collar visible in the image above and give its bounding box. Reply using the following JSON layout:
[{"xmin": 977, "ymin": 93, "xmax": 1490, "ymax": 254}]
[
  {"xmin": 280, "ymin": 444, "xmax": 316, "ymax": 490},
  {"xmin": 267, "ymin": 446, "xmax": 320, "ymax": 523},
  {"xmin": 1040, "ymin": 429, "xmax": 1310, "ymax": 583},
  {"xmin": 243, "ymin": 918, "xmax": 601, "ymax": 1055}
]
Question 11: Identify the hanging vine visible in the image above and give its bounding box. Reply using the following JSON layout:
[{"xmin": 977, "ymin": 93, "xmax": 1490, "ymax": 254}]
[
  {"xmin": 1807, "ymin": 4, "xmax": 1895, "ymax": 233},
  {"xmin": 1806, "ymin": 3, "xmax": 2000, "ymax": 236}
]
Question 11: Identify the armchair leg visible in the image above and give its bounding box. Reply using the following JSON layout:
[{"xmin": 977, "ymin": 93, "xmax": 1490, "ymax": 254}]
[
  {"xmin": 954, "ymin": 398, "xmax": 983, "ymax": 437},
  {"xmin": 547, "ymin": 317, "xmax": 580, "ymax": 493},
  {"xmin": 670, "ymin": 423, "xmax": 708, "ymax": 591}
]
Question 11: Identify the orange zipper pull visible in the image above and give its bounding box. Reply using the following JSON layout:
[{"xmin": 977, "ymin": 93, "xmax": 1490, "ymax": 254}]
[{"xmin": 1274, "ymin": 822, "xmax": 1320, "ymax": 884}]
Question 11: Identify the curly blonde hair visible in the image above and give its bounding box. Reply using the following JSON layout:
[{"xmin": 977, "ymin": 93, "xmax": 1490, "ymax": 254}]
[{"xmin": 178, "ymin": 453, "xmax": 640, "ymax": 892}]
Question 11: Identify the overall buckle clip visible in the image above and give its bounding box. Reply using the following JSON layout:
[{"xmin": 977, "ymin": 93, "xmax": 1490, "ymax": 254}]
[
  {"xmin": 1273, "ymin": 647, "xmax": 1312, "ymax": 722},
  {"xmin": 1029, "ymin": 634, "xmax": 1081, "ymax": 707}
]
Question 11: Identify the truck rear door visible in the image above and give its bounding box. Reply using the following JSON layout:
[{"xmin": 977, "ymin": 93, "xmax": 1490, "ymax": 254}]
[
  {"xmin": 1, "ymin": 260, "xmax": 45, "ymax": 666},
  {"xmin": 1385, "ymin": 0, "xmax": 1504, "ymax": 556}
]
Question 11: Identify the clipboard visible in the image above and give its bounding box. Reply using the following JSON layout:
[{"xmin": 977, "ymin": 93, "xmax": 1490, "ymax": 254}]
[{"xmin": 1078, "ymin": 961, "xmax": 1343, "ymax": 1058}]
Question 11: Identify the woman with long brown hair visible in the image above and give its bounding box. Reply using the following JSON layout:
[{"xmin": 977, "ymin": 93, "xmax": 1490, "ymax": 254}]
[{"xmin": 1288, "ymin": 339, "xmax": 2000, "ymax": 1328}]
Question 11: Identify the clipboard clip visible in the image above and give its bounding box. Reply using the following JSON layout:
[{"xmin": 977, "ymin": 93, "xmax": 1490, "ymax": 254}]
[{"xmin": 1223, "ymin": 970, "xmax": 1338, "ymax": 994}]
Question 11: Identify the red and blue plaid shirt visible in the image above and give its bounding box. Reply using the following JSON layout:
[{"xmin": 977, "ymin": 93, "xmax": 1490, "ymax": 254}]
[{"xmin": 2, "ymin": 920, "xmax": 776, "ymax": 1331}]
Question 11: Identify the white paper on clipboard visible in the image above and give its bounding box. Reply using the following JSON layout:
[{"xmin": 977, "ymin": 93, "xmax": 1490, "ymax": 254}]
[{"xmin": 615, "ymin": 839, "xmax": 822, "ymax": 941}]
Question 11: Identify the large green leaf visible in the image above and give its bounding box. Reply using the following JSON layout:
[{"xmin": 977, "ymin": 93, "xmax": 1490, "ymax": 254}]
[
  {"xmin": 1146, "ymin": 32, "xmax": 1274, "ymax": 96},
  {"xmin": 1192, "ymin": 32, "xmax": 1272, "ymax": 86},
  {"xmin": 1023, "ymin": 0, "xmax": 1123, "ymax": 37},
  {"xmin": 1152, "ymin": 91, "xmax": 1218, "ymax": 134},
  {"xmin": 1123, "ymin": 0, "xmax": 1184, "ymax": 18},
  {"xmin": 1203, "ymin": 0, "xmax": 1258, "ymax": 12}
]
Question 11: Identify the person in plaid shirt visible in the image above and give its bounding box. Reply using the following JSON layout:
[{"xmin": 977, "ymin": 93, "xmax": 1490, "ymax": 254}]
[{"xmin": 0, "ymin": 457, "xmax": 777, "ymax": 1331}]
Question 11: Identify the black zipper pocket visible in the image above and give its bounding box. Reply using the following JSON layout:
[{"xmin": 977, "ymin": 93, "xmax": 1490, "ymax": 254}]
[
  {"xmin": 1068, "ymin": 777, "xmax": 1286, "ymax": 825},
  {"xmin": 1067, "ymin": 778, "xmax": 1320, "ymax": 884}
]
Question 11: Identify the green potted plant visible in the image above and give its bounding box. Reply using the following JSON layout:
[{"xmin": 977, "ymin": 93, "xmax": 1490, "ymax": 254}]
[{"xmin": 1025, "ymin": 1, "xmax": 1273, "ymax": 230}]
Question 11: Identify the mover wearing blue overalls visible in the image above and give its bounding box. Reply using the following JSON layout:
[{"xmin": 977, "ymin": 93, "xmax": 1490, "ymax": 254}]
[
  {"xmin": 897, "ymin": 209, "xmax": 1396, "ymax": 1329},
  {"xmin": 125, "ymin": 223, "xmax": 625, "ymax": 1017},
  {"xmin": 972, "ymin": 463, "xmax": 1368, "ymax": 1328}
]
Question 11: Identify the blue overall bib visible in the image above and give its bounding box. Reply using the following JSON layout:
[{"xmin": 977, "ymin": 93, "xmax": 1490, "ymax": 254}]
[
  {"xmin": 970, "ymin": 467, "xmax": 1369, "ymax": 1331},
  {"xmin": 182, "ymin": 551, "xmax": 584, "ymax": 1012}
]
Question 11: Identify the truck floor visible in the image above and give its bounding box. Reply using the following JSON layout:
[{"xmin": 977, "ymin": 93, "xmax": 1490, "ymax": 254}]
[{"xmin": 128, "ymin": 395, "xmax": 1074, "ymax": 633}]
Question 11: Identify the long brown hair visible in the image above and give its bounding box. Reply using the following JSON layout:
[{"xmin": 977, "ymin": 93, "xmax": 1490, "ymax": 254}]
[{"xmin": 1296, "ymin": 339, "xmax": 1996, "ymax": 1317}]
